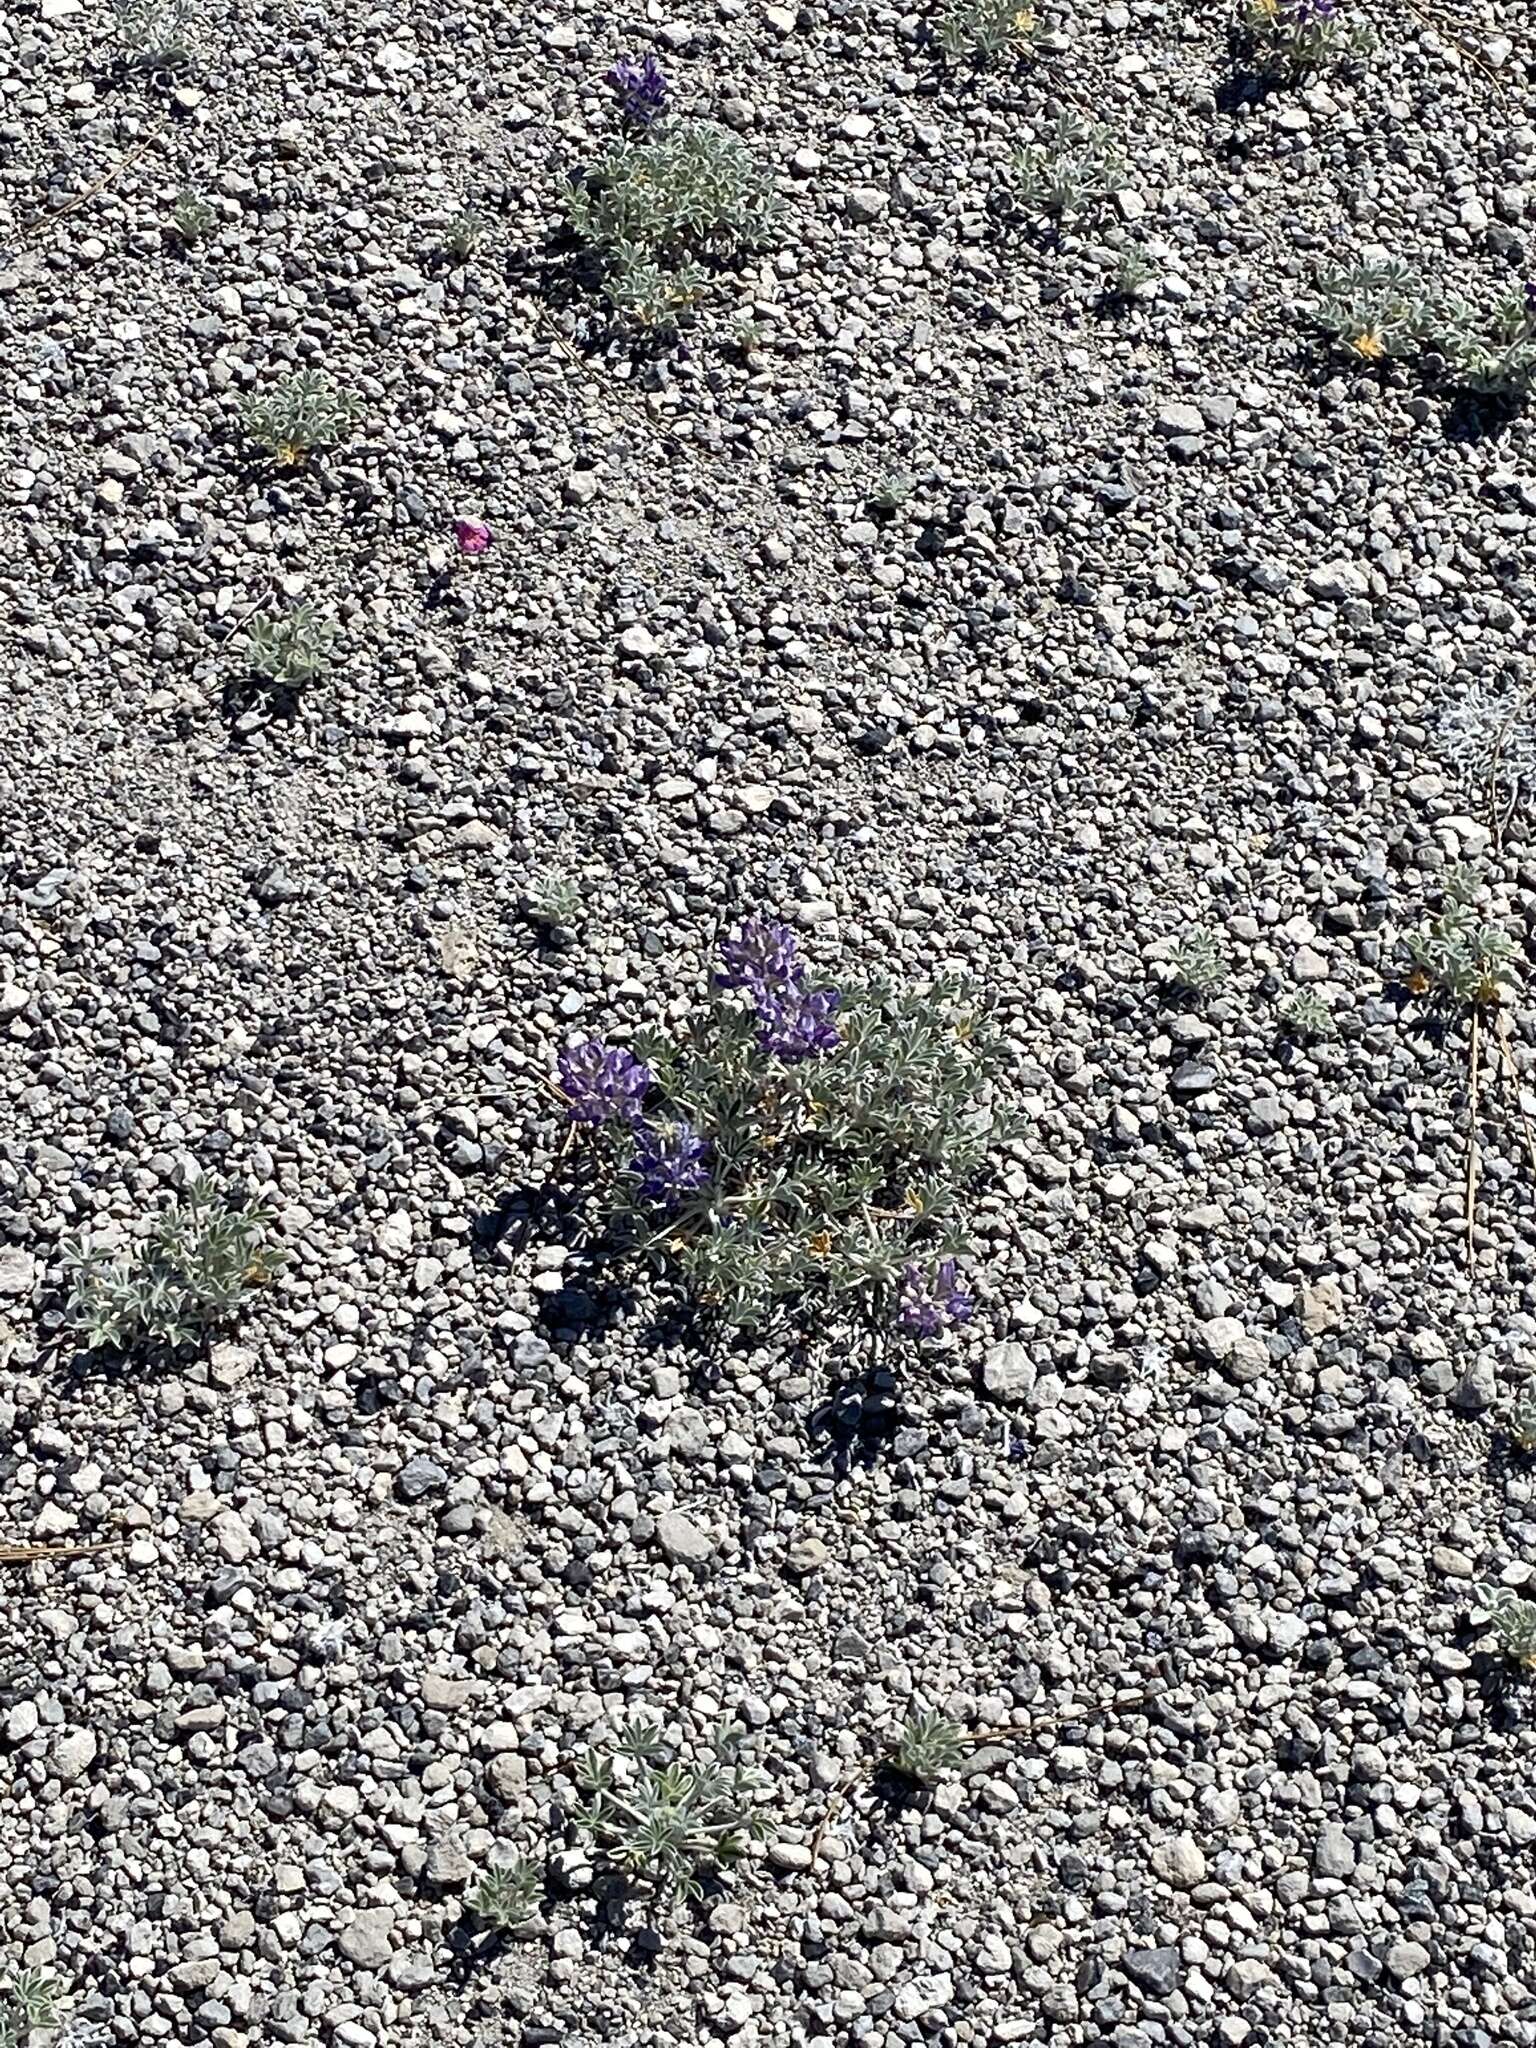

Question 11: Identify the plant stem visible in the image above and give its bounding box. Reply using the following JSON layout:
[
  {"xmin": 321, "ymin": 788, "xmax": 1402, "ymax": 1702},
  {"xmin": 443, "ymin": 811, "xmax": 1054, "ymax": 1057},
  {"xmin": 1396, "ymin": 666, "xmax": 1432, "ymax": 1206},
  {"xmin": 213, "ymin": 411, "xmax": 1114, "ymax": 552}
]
[{"xmin": 1466, "ymin": 1004, "xmax": 1482, "ymax": 1269}]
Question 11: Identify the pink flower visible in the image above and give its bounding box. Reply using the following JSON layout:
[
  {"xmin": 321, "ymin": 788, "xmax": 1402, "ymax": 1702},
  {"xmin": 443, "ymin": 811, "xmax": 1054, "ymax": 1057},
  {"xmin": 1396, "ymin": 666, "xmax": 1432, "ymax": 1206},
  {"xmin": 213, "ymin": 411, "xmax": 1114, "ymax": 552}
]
[{"xmin": 453, "ymin": 517, "xmax": 492, "ymax": 556}]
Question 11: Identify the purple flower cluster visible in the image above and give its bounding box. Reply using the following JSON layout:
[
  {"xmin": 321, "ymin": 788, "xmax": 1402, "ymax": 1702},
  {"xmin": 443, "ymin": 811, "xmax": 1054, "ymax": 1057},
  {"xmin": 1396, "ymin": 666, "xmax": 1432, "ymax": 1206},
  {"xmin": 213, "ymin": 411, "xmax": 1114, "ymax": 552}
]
[
  {"xmin": 607, "ymin": 51, "xmax": 667, "ymax": 125},
  {"xmin": 718, "ymin": 917, "xmax": 842, "ymax": 1062},
  {"xmin": 897, "ymin": 1257, "xmax": 973, "ymax": 1338},
  {"xmin": 557, "ymin": 1040, "xmax": 652, "ymax": 1124},
  {"xmin": 632, "ymin": 1118, "xmax": 711, "ymax": 1207}
]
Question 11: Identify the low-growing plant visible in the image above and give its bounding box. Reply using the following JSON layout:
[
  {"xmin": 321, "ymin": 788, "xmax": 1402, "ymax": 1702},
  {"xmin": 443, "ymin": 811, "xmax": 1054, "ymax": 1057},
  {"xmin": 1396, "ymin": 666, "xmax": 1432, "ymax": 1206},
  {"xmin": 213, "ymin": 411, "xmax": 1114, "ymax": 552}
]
[
  {"xmin": 112, "ymin": 0, "xmax": 194, "ymax": 66},
  {"xmin": 1404, "ymin": 867, "xmax": 1520, "ymax": 1009},
  {"xmin": 1279, "ymin": 988, "xmax": 1335, "ymax": 1041},
  {"xmin": 245, "ymin": 605, "xmax": 337, "ymax": 688},
  {"xmin": 1307, "ymin": 258, "xmax": 1436, "ymax": 365},
  {"xmin": 171, "ymin": 188, "xmax": 215, "ymax": 244},
  {"xmin": 1309, "ymin": 264, "xmax": 1536, "ymax": 400},
  {"xmin": 868, "ymin": 470, "xmax": 915, "ymax": 516},
  {"xmin": 1507, "ymin": 1382, "xmax": 1536, "ymax": 1454},
  {"xmin": 464, "ymin": 1857, "xmax": 541, "ymax": 1931},
  {"xmin": 1167, "ymin": 926, "xmax": 1228, "ymax": 997},
  {"xmin": 889, "ymin": 1709, "xmax": 968, "ymax": 1785},
  {"xmin": 554, "ymin": 920, "xmax": 1004, "ymax": 1331},
  {"xmin": 524, "ymin": 868, "xmax": 584, "ymax": 931},
  {"xmin": 1110, "ymin": 243, "xmax": 1155, "ymax": 300},
  {"xmin": 575, "ymin": 1718, "xmax": 771, "ymax": 1904},
  {"xmin": 1433, "ymin": 283, "xmax": 1536, "ymax": 401},
  {"xmin": 1438, "ymin": 680, "xmax": 1536, "ymax": 804},
  {"xmin": 1237, "ymin": 0, "xmax": 1373, "ymax": 81},
  {"xmin": 936, "ymin": 0, "xmax": 1047, "ymax": 65},
  {"xmin": 1012, "ymin": 110, "xmax": 1125, "ymax": 224},
  {"xmin": 64, "ymin": 1177, "xmax": 282, "ymax": 1355},
  {"xmin": 564, "ymin": 119, "xmax": 781, "ymax": 331},
  {"xmin": 443, "ymin": 209, "xmax": 489, "ymax": 262},
  {"xmin": 1479, "ymin": 1583, "xmax": 1536, "ymax": 1670},
  {"xmin": 238, "ymin": 371, "xmax": 362, "ymax": 464},
  {"xmin": 0, "ymin": 1967, "xmax": 66, "ymax": 2048}
]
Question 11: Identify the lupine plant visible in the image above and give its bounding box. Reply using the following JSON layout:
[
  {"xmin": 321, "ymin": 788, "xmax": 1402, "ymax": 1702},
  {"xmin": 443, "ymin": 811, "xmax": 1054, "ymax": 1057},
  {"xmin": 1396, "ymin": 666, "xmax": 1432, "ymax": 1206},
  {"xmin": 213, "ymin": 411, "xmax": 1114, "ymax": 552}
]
[
  {"xmin": 1479, "ymin": 1584, "xmax": 1536, "ymax": 1671},
  {"xmin": 238, "ymin": 371, "xmax": 362, "ymax": 464},
  {"xmin": 1237, "ymin": 0, "xmax": 1373, "ymax": 80},
  {"xmin": 64, "ymin": 1178, "xmax": 282, "ymax": 1355},
  {"xmin": 113, "ymin": 0, "xmax": 194, "ymax": 66},
  {"xmin": 464, "ymin": 1857, "xmax": 541, "ymax": 1931},
  {"xmin": 245, "ymin": 605, "xmax": 336, "ymax": 687},
  {"xmin": 1279, "ymin": 988, "xmax": 1335, "ymax": 1041},
  {"xmin": 443, "ymin": 210, "xmax": 490, "ymax": 261},
  {"xmin": 936, "ymin": 0, "xmax": 1047, "ymax": 65},
  {"xmin": 1011, "ymin": 111, "xmax": 1125, "ymax": 224},
  {"xmin": 889, "ymin": 1709, "xmax": 968, "ymax": 1785},
  {"xmin": 0, "ymin": 1968, "xmax": 66, "ymax": 2048},
  {"xmin": 574, "ymin": 1717, "xmax": 771, "ymax": 1905},
  {"xmin": 564, "ymin": 116, "xmax": 781, "ymax": 331},
  {"xmin": 171, "ymin": 188, "xmax": 215, "ymax": 244},
  {"xmin": 1404, "ymin": 868, "xmax": 1519, "ymax": 1010},
  {"xmin": 1507, "ymin": 1382, "xmax": 1536, "ymax": 1454},
  {"xmin": 554, "ymin": 921, "xmax": 1002, "ymax": 1332},
  {"xmin": 608, "ymin": 52, "xmax": 668, "ymax": 125},
  {"xmin": 1167, "ymin": 926, "xmax": 1228, "ymax": 997},
  {"xmin": 1308, "ymin": 263, "xmax": 1536, "ymax": 401}
]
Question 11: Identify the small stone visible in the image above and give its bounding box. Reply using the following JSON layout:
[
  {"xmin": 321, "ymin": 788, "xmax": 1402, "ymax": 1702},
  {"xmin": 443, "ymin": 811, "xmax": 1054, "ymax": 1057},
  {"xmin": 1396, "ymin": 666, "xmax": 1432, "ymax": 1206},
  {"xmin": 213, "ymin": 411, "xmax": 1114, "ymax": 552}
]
[
  {"xmin": 425, "ymin": 1838, "xmax": 472, "ymax": 1886},
  {"xmin": 395, "ymin": 1456, "xmax": 450, "ymax": 1502},
  {"xmin": 0, "ymin": 1248, "xmax": 37, "ymax": 1296},
  {"xmin": 1123, "ymin": 1945, "xmax": 1181, "ymax": 1998},
  {"xmin": 1314, "ymin": 1823, "xmax": 1356, "ymax": 1878},
  {"xmin": 1385, "ymin": 1940, "xmax": 1431, "ymax": 1982},
  {"xmin": 656, "ymin": 1509, "xmax": 715, "ymax": 1566},
  {"xmin": 1307, "ymin": 560, "xmax": 1369, "ymax": 602},
  {"xmin": 1156, "ymin": 403, "xmax": 1205, "ymax": 438},
  {"xmin": 1150, "ymin": 1834, "xmax": 1206, "ymax": 1888},
  {"xmin": 53, "ymin": 1728, "xmax": 97, "ymax": 1785},
  {"xmin": 1451, "ymin": 1359, "xmax": 1498, "ymax": 1415},
  {"xmin": 338, "ymin": 1906, "xmax": 395, "ymax": 1968},
  {"xmin": 982, "ymin": 1342, "xmax": 1036, "ymax": 1402}
]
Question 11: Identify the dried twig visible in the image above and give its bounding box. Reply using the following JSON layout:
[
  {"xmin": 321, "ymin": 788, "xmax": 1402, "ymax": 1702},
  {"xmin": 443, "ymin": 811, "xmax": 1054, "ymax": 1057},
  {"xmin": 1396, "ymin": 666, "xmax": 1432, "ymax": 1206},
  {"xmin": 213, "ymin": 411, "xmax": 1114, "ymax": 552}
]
[
  {"xmin": 1, "ymin": 1537, "xmax": 123, "ymax": 1564},
  {"xmin": 21, "ymin": 133, "xmax": 164, "ymax": 245},
  {"xmin": 1466, "ymin": 1004, "xmax": 1482, "ymax": 1269},
  {"xmin": 1395, "ymin": 0, "xmax": 1508, "ymax": 90},
  {"xmin": 972, "ymin": 1689, "xmax": 1154, "ymax": 1743}
]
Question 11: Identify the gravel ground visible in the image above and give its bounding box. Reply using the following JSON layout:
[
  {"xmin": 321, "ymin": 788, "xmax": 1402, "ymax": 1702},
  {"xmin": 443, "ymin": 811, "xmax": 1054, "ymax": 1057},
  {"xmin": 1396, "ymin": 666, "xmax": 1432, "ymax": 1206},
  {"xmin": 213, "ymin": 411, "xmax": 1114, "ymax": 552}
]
[{"xmin": 6, "ymin": 2, "xmax": 1536, "ymax": 2045}]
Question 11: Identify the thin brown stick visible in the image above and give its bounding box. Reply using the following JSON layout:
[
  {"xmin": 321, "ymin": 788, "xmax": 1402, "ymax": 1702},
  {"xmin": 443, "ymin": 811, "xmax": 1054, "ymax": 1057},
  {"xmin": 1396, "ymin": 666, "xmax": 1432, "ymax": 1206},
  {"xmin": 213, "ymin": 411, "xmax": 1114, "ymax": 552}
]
[
  {"xmin": 1495, "ymin": 1007, "xmax": 1536, "ymax": 1176},
  {"xmin": 21, "ymin": 134, "xmax": 163, "ymax": 245},
  {"xmin": 1466, "ymin": 1004, "xmax": 1482, "ymax": 1269},
  {"xmin": 971, "ymin": 1689, "xmax": 1155, "ymax": 1743},
  {"xmin": 1, "ymin": 1537, "xmax": 123, "ymax": 1564},
  {"xmin": 1396, "ymin": 0, "xmax": 1509, "ymax": 89}
]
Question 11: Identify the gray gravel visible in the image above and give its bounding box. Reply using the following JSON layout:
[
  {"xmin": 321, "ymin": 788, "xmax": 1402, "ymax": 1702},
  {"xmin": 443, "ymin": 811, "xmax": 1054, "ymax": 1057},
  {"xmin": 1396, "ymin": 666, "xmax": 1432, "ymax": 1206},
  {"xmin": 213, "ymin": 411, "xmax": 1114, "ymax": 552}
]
[{"xmin": 5, "ymin": 4, "xmax": 1536, "ymax": 2047}]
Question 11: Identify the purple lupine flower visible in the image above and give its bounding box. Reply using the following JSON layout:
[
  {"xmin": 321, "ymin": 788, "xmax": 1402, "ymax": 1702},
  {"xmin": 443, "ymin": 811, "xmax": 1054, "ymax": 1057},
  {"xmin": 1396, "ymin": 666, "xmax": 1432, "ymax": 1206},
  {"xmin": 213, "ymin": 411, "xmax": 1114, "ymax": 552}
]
[
  {"xmin": 557, "ymin": 1040, "xmax": 652, "ymax": 1123},
  {"xmin": 453, "ymin": 516, "xmax": 492, "ymax": 555},
  {"xmin": 632, "ymin": 1118, "xmax": 711, "ymax": 1206},
  {"xmin": 756, "ymin": 983, "xmax": 842, "ymax": 1061},
  {"xmin": 607, "ymin": 52, "xmax": 668, "ymax": 126},
  {"xmin": 718, "ymin": 916, "xmax": 803, "ymax": 997},
  {"xmin": 896, "ymin": 1257, "xmax": 974, "ymax": 1338}
]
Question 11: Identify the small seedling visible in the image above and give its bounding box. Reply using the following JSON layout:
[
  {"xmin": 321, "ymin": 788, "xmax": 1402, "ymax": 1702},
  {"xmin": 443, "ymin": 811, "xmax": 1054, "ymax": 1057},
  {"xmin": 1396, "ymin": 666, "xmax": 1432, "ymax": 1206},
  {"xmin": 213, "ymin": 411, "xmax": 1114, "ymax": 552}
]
[
  {"xmin": 443, "ymin": 210, "xmax": 489, "ymax": 262},
  {"xmin": 1012, "ymin": 110, "xmax": 1125, "ymax": 224},
  {"xmin": 64, "ymin": 1177, "xmax": 282, "ymax": 1356},
  {"xmin": 1237, "ymin": 0, "xmax": 1373, "ymax": 81},
  {"xmin": 238, "ymin": 371, "xmax": 362, "ymax": 464},
  {"xmin": 1404, "ymin": 868, "xmax": 1519, "ymax": 1010},
  {"xmin": 1167, "ymin": 926, "xmax": 1228, "ymax": 997},
  {"xmin": 1279, "ymin": 988, "xmax": 1334, "ymax": 1041},
  {"xmin": 171, "ymin": 188, "xmax": 216, "ymax": 244},
  {"xmin": 1110, "ymin": 244, "xmax": 1155, "ymax": 300},
  {"xmin": 889, "ymin": 1709, "xmax": 968, "ymax": 1785},
  {"xmin": 464, "ymin": 1857, "xmax": 541, "ymax": 1931},
  {"xmin": 574, "ymin": 1717, "xmax": 772, "ymax": 1905},
  {"xmin": 245, "ymin": 605, "xmax": 337, "ymax": 688},
  {"xmin": 524, "ymin": 868, "xmax": 584, "ymax": 931},
  {"xmin": 936, "ymin": 0, "xmax": 1046, "ymax": 65},
  {"xmin": 1433, "ymin": 284, "xmax": 1536, "ymax": 402},
  {"xmin": 112, "ymin": 0, "xmax": 194, "ymax": 66},
  {"xmin": 1479, "ymin": 1583, "xmax": 1536, "ymax": 1670},
  {"xmin": 0, "ymin": 1968, "xmax": 66, "ymax": 2048},
  {"xmin": 1507, "ymin": 1382, "xmax": 1536, "ymax": 1453},
  {"xmin": 564, "ymin": 119, "xmax": 781, "ymax": 333},
  {"xmin": 1439, "ymin": 680, "xmax": 1536, "ymax": 804},
  {"xmin": 867, "ymin": 471, "xmax": 914, "ymax": 516}
]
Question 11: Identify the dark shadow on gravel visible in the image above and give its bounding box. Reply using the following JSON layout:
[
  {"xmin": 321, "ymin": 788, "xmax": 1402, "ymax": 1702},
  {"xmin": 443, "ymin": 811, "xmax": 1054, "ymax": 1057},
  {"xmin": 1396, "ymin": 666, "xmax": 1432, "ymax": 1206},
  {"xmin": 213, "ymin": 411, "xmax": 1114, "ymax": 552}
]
[{"xmin": 808, "ymin": 1345, "xmax": 906, "ymax": 1473}]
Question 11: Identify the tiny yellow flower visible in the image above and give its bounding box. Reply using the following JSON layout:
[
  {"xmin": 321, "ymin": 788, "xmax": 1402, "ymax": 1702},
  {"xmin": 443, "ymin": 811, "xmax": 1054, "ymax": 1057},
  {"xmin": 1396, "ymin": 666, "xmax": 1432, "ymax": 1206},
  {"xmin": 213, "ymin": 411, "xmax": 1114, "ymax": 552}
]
[
  {"xmin": 806, "ymin": 1230, "xmax": 833, "ymax": 1257},
  {"xmin": 277, "ymin": 442, "xmax": 307, "ymax": 467},
  {"xmin": 1013, "ymin": 6, "xmax": 1036, "ymax": 31},
  {"xmin": 1351, "ymin": 330, "xmax": 1387, "ymax": 361}
]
